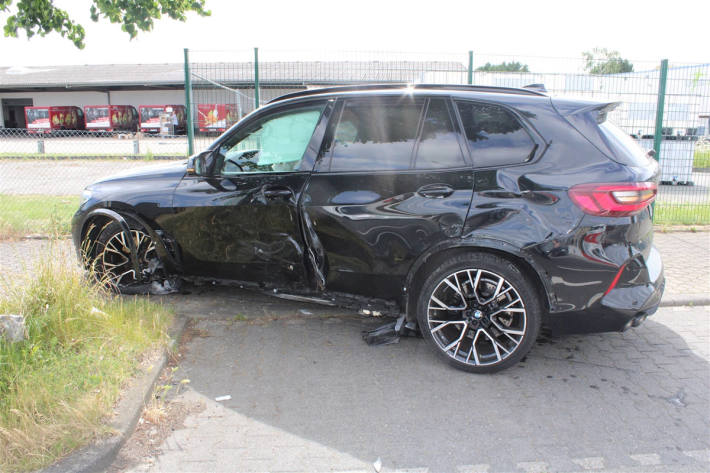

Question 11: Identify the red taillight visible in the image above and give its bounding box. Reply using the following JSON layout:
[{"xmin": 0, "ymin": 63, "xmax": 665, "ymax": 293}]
[{"xmin": 568, "ymin": 182, "xmax": 657, "ymax": 217}]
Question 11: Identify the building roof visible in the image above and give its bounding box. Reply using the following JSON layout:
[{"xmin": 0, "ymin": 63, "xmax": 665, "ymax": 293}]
[{"xmin": 0, "ymin": 61, "xmax": 466, "ymax": 92}]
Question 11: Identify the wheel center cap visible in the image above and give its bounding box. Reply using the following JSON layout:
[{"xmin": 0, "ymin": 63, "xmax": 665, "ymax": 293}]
[{"xmin": 473, "ymin": 310, "xmax": 483, "ymax": 320}]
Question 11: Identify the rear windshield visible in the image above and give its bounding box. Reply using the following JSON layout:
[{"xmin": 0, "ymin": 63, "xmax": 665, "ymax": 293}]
[
  {"xmin": 27, "ymin": 109, "xmax": 49, "ymax": 121},
  {"xmin": 86, "ymin": 108, "xmax": 109, "ymax": 121},
  {"xmin": 599, "ymin": 121, "xmax": 652, "ymax": 168},
  {"xmin": 142, "ymin": 107, "xmax": 163, "ymax": 120}
]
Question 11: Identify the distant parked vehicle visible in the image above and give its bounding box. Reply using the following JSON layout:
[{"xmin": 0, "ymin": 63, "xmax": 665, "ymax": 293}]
[
  {"xmin": 24, "ymin": 106, "xmax": 85, "ymax": 133},
  {"xmin": 84, "ymin": 105, "xmax": 138, "ymax": 132},
  {"xmin": 139, "ymin": 105, "xmax": 186, "ymax": 134},
  {"xmin": 198, "ymin": 104, "xmax": 239, "ymax": 133}
]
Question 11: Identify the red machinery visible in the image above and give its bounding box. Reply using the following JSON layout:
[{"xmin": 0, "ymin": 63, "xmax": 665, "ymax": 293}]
[
  {"xmin": 139, "ymin": 105, "xmax": 186, "ymax": 134},
  {"xmin": 24, "ymin": 106, "xmax": 85, "ymax": 133},
  {"xmin": 84, "ymin": 105, "xmax": 138, "ymax": 132},
  {"xmin": 197, "ymin": 104, "xmax": 239, "ymax": 133}
]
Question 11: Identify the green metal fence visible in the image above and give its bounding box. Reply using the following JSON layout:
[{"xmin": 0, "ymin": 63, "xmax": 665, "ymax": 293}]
[{"xmin": 0, "ymin": 50, "xmax": 707, "ymax": 236}]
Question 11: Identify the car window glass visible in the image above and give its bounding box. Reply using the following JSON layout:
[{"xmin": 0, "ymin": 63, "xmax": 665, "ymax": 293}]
[
  {"xmin": 218, "ymin": 104, "xmax": 325, "ymax": 174},
  {"xmin": 329, "ymin": 99, "xmax": 423, "ymax": 171},
  {"xmin": 456, "ymin": 101, "xmax": 535, "ymax": 168},
  {"xmin": 415, "ymin": 99, "xmax": 466, "ymax": 169}
]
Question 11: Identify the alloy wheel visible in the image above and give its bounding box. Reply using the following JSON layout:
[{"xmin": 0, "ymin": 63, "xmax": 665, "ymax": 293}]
[
  {"xmin": 99, "ymin": 229, "xmax": 156, "ymax": 287},
  {"xmin": 426, "ymin": 268, "xmax": 527, "ymax": 366}
]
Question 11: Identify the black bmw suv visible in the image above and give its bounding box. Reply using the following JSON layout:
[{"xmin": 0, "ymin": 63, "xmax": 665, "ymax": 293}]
[{"xmin": 73, "ymin": 84, "xmax": 664, "ymax": 373}]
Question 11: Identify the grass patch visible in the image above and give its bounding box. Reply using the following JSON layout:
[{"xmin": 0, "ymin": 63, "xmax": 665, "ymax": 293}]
[
  {"xmin": 654, "ymin": 202, "xmax": 710, "ymax": 225},
  {"xmin": 0, "ymin": 241, "xmax": 173, "ymax": 472},
  {"xmin": 694, "ymin": 148, "xmax": 710, "ymax": 168},
  {"xmin": 0, "ymin": 195, "xmax": 78, "ymax": 240}
]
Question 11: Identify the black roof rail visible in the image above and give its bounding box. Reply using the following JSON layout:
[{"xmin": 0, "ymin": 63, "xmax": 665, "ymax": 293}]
[{"xmin": 268, "ymin": 83, "xmax": 547, "ymax": 104}]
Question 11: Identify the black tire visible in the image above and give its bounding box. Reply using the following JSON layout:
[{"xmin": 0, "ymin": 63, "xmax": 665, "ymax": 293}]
[
  {"xmin": 416, "ymin": 252, "xmax": 541, "ymax": 373},
  {"xmin": 88, "ymin": 219, "xmax": 156, "ymax": 291}
]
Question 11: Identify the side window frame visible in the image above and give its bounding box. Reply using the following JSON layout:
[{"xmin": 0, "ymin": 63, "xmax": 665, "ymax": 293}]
[
  {"xmin": 206, "ymin": 98, "xmax": 332, "ymax": 177},
  {"xmin": 452, "ymin": 99, "xmax": 545, "ymax": 170},
  {"xmin": 410, "ymin": 97, "xmax": 472, "ymax": 170},
  {"xmin": 317, "ymin": 96, "xmax": 426, "ymax": 174}
]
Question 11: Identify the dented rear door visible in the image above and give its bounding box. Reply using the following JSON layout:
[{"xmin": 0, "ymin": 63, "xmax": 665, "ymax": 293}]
[{"xmin": 301, "ymin": 96, "xmax": 474, "ymax": 299}]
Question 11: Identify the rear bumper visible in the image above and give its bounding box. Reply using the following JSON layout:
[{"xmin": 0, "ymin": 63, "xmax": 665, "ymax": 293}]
[{"xmin": 545, "ymin": 246, "xmax": 665, "ymax": 334}]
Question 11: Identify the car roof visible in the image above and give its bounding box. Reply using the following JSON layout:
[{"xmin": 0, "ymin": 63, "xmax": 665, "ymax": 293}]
[{"xmin": 268, "ymin": 83, "xmax": 548, "ymax": 105}]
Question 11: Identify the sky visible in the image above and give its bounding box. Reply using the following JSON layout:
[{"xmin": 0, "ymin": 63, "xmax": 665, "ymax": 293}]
[{"xmin": 0, "ymin": 0, "xmax": 707, "ymax": 70}]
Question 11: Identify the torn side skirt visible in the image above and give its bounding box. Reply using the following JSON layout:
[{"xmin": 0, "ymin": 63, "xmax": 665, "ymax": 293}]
[{"xmin": 362, "ymin": 315, "xmax": 421, "ymax": 346}]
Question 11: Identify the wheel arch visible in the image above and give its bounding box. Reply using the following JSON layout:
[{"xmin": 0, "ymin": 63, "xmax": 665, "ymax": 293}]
[
  {"xmin": 80, "ymin": 203, "xmax": 181, "ymax": 272},
  {"xmin": 403, "ymin": 239, "xmax": 554, "ymax": 321}
]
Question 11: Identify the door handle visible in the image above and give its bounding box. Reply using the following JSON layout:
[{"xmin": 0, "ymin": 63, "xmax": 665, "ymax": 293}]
[
  {"xmin": 417, "ymin": 184, "xmax": 454, "ymax": 199},
  {"xmin": 263, "ymin": 186, "xmax": 293, "ymax": 199}
]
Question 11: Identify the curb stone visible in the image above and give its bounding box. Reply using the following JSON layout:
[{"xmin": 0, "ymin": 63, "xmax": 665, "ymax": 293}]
[
  {"xmin": 659, "ymin": 294, "xmax": 710, "ymax": 308},
  {"xmin": 39, "ymin": 316, "xmax": 188, "ymax": 473}
]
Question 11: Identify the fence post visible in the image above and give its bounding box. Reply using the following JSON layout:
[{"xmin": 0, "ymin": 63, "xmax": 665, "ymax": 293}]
[
  {"xmin": 467, "ymin": 51, "xmax": 473, "ymax": 85},
  {"xmin": 653, "ymin": 59, "xmax": 669, "ymax": 161},
  {"xmin": 254, "ymin": 47, "xmax": 260, "ymax": 109},
  {"xmin": 184, "ymin": 48, "xmax": 195, "ymax": 156}
]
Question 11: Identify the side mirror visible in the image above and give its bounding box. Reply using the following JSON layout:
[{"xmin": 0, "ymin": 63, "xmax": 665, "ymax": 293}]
[
  {"xmin": 647, "ymin": 149, "xmax": 657, "ymax": 159},
  {"xmin": 187, "ymin": 151, "xmax": 211, "ymax": 176}
]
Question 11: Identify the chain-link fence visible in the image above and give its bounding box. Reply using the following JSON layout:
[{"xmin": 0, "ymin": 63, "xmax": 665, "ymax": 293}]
[
  {"xmin": 0, "ymin": 50, "xmax": 708, "ymax": 239},
  {"xmin": 184, "ymin": 50, "xmax": 709, "ymax": 225}
]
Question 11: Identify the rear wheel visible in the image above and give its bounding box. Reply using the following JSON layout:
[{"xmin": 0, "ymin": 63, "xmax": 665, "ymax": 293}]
[{"xmin": 416, "ymin": 252, "xmax": 541, "ymax": 373}]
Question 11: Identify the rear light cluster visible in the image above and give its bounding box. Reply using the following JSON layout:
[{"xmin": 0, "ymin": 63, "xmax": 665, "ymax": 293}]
[{"xmin": 569, "ymin": 182, "xmax": 657, "ymax": 217}]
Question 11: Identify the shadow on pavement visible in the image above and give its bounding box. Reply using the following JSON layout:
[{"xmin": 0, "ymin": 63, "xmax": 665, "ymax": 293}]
[{"xmin": 148, "ymin": 286, "xmax": 710, "ymax": 472}]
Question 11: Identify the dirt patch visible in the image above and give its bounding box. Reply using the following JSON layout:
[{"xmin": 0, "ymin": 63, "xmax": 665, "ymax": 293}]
[
  {"xmin": 108, "ymin": 397, "xmax": 205, "ymax": 472},
  {"xmin": 108, "ymin": 318, "xmax": 209, "ymax": 472}
]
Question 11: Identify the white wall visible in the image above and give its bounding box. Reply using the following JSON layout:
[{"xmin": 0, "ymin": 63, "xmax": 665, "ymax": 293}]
[
  {"xmin": 108, "ymin": 89, "xmax": 185, "ymax": 108},
  {"xmin": 0, "ymin": 91, "xmax": 111, "ymax": 107}
]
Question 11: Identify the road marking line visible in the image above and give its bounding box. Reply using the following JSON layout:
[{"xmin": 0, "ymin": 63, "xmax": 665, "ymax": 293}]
[
  {"xmin": 629, "ymin": 453, "xmax": 661, "ymax": 465},
  {"xmin": 571, "ymin": 456, "xmax": 605, "ymax": 470},
  {"xmin": 516, "ymin": 461, "xmax": 549, "ymax": 473}
]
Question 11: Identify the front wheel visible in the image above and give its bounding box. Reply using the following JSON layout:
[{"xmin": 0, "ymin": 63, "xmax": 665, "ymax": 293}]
[
  {"xmin": 87, "ymin": 220, "xmax": 157, "ymax": 291},
  {"xmin": 416, "ymin": 252, "xmax": 541, "ymax": 373}
]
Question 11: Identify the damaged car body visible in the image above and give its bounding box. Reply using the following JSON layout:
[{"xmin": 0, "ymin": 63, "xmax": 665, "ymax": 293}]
[{"xmin": 73, "ymin": 84, "xmax": 665, "ymax": 373}]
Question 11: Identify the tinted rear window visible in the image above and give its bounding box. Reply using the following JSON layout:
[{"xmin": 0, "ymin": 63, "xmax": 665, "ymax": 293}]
[
  {"xmin": 415, "ymin": 99, "xmax": 466, "ymax": 169},
  {"xmin": 599, "ymin": 121, "xmax": 653, "ymax": 168},
  {"xmin": 456, "ymin": 101, "xmax": 536, "ymax": 168},
  {"xmin": 329, "ymin": 99, "xmax": 424, "ymax": 171}
]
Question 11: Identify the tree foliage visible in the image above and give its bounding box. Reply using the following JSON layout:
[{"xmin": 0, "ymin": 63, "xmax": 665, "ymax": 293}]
[
  {"xmin": 1, "ymin": 0, "xmax": 210, "ymax": 49},
  {"xmin": 476, "ymin": 61, "xmax": 530, "ymax": 72},
  {"xmin": 582, "ymin": 48, "xmax": 634, "ymax": 74}
]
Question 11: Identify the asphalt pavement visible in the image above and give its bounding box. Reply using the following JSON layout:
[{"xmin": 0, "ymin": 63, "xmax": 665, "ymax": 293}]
[
  {"xmin": 111, "ymin": 294, "xmax": 710, "ymax": 473},
  {"xmin": 0, "ymin": 232, "xmax": 708, "ymax": 472}
]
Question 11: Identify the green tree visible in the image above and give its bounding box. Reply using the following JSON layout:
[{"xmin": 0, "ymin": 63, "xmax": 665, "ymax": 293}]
[
  {"xmin": 1, "ymin": 0, "xmax": 210, "ymax": 49},
  {"xmin": 475, "ymin": 61, "xmax": 530, "ymax": 72},
  {"xmin": 582, "ymin": 48, "xmax": 634, "ymax": 74}
]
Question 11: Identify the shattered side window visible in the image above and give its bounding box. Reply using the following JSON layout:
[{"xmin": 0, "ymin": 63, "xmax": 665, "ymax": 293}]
[{"xmin": 218, "ymin": 104, "xmax": 325, "ymax": 174}]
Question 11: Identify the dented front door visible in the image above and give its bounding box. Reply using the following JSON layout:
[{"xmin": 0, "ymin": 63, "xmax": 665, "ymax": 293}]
[{"xmin": 167, "ymin": 101, "xmax": 331, "ymax": 287}]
